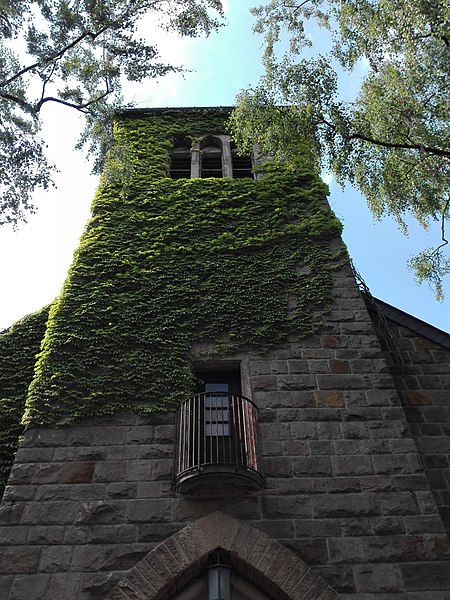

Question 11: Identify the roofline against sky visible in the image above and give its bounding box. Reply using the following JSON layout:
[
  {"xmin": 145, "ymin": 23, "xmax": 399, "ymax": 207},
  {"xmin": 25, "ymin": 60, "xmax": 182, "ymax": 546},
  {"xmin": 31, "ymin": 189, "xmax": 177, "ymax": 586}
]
[{"xmin": 117, "ymin": 106, "xmax": 234, "ymax": 117}]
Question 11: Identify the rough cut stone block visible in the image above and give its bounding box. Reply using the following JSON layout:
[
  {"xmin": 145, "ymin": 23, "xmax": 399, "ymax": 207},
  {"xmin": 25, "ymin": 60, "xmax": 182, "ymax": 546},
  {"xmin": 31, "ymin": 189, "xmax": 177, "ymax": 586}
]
[
  {"xmin": 137, "ymin": 482, "xmax": 161, "ymax": 498},
  {"xmin": 252, "ymin": 376, "xmax": 278, "ymax": 391},
  {"xmin": 401, "ymin": 561, "xmax": 450, "ymax": 591},
  {"xmin": 288, "ymin": 360, "xmax": 309, "ymax": 373},
  {"xmin": 309, "ymin": 441, "xmax": 334, "ymax": 455},
  {"xmin": 340, "ymin": 518, "xmax": 372, "ymax": 537},
  {"xmin": 325, "ymin": 477, "xmax": 361, "ymax": 494},
  {"xmin": 315, "ymin": 391, "xmax": 345, "ymax": 408},
  {"xmin": 294, "ymin": 519, "xmax": 340, "ymax": 538},
  {"xmin": 369, "ymin": 517, "xmax": 404, "ymax": 536},
  {"xmin": 282, "ymin": 440, "xmax": 310, "ymax": 456},
  {"xmin": 21, "ymin": 501, "xmax": 77, "ymax": 525},
  {"xmin": 125, "ymin": 461, "xmax": 153, "ymax": 482},
  {"xmin": 8, "ymin": 574, "xmax": 50, "ymax": 600},
  {"xmin": 126, "ymin": 500, "xmax": 172, "ymax": 523},
  {"xmin": 31, "ymin": 464, "xmax": 64, "ymax": 484},
  {"xmin": 354, "ymin": 563, "xmax": 403, "ymax": 593},
  {"xmin": 38, "ymin": 545, "xmax": 73, "ymax": 572},
  {"xmin": 312, "ymin": 494, "xmax": 378, "ymax": 518},
  {"xmin": 76, "ymin": 446, "xmax": 109, "ymax": 461},
  {"xmin": 69, "ymin": 483, "xmax": 108, "ymax": 501},
  {"xmin": 8, "ymin": 464, "xmax": 35, "ymax": 485},
  {"xmin": 0, "ymin": 502, "xmax": 25, "ymax": 525},
  {"xmin": 71, "ymin": 544, "xmax": 149, "ymax": 572},
  {"xmin": 254, "ymin": 519, "xmax": 295, "ymax": 540},
  {"xmin": 378, "ymin": 492, "xmax": 418, "ymax": 516},
  {"xmin": 33, "ymin": 429, "xmax": 69, "ymax": 447},
  {"xmin": 85, "ymin": 524, "xmax": 138, "ymax": 544},
  {"xmin": 0, "ymin": 575, "xmax": 13, "ymax": 599},
  {"xmin": 327, "ymin": 537, "xmax": 366, "ymax": 564},
  {"xmin": 372, "ymin": 455, "xmax": 412, "ymax": 475},
  {"xmin": 127, "ymin": 427, "xmax": 155, "ymax": 445},
  {"xmin": 93, "ymin": 461, "xmax": 127, "ymax": 483},
  {"xmin": 154, "ymin": 425, "xmax": 174, "ymax": 444},
  {"xmin": 34, "ymin": 484, "xmax": 70, "ymax": 501},
  {"xmin": 46, "ymin": 573, "xmax": 81, "ymax": 599},
  {"xmin": 151, "ymin": 459, "xmax": 172, "ymax": 481},
  {"xmin": 27, "ymin": 526, "xmax": 65, "ymax": 545},
  {"xmin": 172, "ymin": 497, "xmax": 219, "ymax": 522},
  {"xmin": 90, "ymin": 427, "xmax": 128, "ymax": 446},
  {"xmin": 278, "ymin": 375, "xmax": 316, "ymax": 390},
  {"xmin": 2, "ymin": 485, "xmax": 37, "ymax": 502},
  {"xmin": 262, "ymin": 496, "xmax": 311, "ymax": 519},
  {"xmin": 138, "ymin": 444, "xmax": 172, "ymax": 459},
  {"xmin": 263, "ymin": 457, "xmax": 293, "ymax": 478},
  {"xmin": 331, "ymin": 455, "xmax": 373, "ymax": 476},
  {"xmin": 15, "ymin": 448, "xmax": 54, "ymax": 463},
  {"xmin": 0, "ymin": 547, "xmax": 41, "ymax": 573},
  {"xmin": 74, "ymin": 500, "xmax": 125, "ymax": 525},
  {"xmin": 290, "ymin": 422, "xmax": 317, "ymax": 440},
  {"xmin": 317, "ymin": 375, "xmax": 371, "ymax": 391},
  {"xmin": 293, "ymin": 457, "xmax": 332, "ymax": 477},
  {"xmin": 0, "ymin": 526, "xmax": 28, "ymax": 545},
  {"xmin": 404, "ymin": 515, "xmax": 446, "ymax": 534}
]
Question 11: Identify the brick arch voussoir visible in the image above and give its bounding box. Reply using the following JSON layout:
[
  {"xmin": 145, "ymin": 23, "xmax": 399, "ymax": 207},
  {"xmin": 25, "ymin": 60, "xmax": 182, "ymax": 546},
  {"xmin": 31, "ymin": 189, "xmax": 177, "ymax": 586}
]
[{"xmin": 105, "ymin": 511, "xmax": 338, "ymax": 600}]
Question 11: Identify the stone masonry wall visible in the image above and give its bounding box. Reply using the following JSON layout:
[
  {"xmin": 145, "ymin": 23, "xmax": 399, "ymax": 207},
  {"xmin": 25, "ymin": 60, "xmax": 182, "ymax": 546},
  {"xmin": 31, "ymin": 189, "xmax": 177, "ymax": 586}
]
[
  {"xmin": 372, "ymin": 314, "xmax": 450, "ymax": 540},
  {"xmin": 1, "ymin": 265, "xmax": 450, "ymax": 599}
]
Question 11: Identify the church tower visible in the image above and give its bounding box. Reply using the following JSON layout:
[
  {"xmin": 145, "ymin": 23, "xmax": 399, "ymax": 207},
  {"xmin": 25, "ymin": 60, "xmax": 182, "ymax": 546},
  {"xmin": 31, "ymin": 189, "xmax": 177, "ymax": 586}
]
[{"xmin": 1, "ymin": 107, "xmax": 450, "ymax": 599}]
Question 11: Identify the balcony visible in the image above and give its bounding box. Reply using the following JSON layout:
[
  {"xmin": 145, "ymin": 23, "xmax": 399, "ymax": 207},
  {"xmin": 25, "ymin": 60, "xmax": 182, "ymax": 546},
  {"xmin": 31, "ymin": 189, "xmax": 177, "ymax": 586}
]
[{"xmin": 174, "ymin": 392, "xmax": 264, "ymax": 493}]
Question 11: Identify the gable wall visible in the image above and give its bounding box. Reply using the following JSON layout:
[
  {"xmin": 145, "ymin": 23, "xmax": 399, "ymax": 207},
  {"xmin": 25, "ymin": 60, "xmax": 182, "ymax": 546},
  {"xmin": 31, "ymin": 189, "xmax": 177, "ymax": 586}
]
[
  {"xmin": 371, "ymin": 312, "xmax": 450, "ymax": 540},
  {"xmin": 2, "ymin": 266, "xmax": 450, "ymax": 599}
]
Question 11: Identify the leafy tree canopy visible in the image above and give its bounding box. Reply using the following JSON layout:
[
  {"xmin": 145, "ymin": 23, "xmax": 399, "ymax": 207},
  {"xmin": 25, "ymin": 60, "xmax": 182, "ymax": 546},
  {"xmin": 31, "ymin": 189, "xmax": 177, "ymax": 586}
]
[
  {"xmin": 0, "ymin": 0, "xmax": 223, "ymax": 226},
  {"xmin": 230, "ymin": 0, "xmax": 450, "ymax": 299}
]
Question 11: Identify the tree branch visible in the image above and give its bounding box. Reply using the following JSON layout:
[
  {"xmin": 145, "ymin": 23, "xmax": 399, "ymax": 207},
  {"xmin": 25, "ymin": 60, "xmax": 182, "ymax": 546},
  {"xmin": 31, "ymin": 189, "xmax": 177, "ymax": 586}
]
[
  {"xmin": 431, "ymin": 196, "xmax": 450, "ymax": 256},
  {"xmin": 0, "ymin": 23, "xmax": 112, "ymax": 89},
  {"xmin": 318, "ymin": 117, "xmax": 450, "ymax": 159},
  {"xmin": 0, "ymin": 90, "xmax": 33, "ymax": 113},
  {"xmin": 348, "ymin": 131, "xmax": 450, "ymax": 159},
  {"xmin": 281, "ymin": 0, "xmax": 312, "ymax": 16},
  {"xmin": 35, "ymin": 88, "xmax": 112, "ymax": 113}
]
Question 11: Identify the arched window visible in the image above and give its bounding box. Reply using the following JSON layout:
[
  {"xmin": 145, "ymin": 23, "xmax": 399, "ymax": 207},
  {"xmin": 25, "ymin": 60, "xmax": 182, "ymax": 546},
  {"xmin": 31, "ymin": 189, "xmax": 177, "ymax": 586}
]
[
  {"xmin": 231, "ymin": 144, "xmax": 253, "ymax": 178},
  {"xmin": 169, "ymin": 135, "xmax": 255, "ymax": 180},
  {"xmin": 200, "ymin": 137, "xmax": 223, "ymax": 178},
  {"xmin": 170, "ymin": 143, "xmax": 191, "ymax": 179}
]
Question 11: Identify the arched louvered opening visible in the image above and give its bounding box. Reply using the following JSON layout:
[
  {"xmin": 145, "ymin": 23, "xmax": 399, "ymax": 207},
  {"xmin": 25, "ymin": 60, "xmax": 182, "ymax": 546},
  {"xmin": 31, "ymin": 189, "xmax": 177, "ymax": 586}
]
[
  {"xmin": 201, "ymin": 136, "xmax": 223, "ymax": 178},
  {"xmin": 231, "ymin": 145, "xmax": 253, "ymax": 178},
  {"xmin": 170, "ymin": 140, "xmax": 191, "ymax": 179}
]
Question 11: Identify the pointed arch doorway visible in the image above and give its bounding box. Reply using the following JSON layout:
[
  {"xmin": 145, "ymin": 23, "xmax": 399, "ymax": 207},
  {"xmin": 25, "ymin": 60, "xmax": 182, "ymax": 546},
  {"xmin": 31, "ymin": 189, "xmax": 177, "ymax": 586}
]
[{"xmin": 105, "ymin": 512, "xmax": 337, "ymax": 600}]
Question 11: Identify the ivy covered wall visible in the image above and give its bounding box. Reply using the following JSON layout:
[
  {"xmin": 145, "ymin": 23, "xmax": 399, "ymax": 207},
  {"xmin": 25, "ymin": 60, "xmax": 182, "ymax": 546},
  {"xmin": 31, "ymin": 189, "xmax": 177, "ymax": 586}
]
[
  {"xmin": 0, "ymin": 306, "xmax": 50, "ymax": 494},
  {"xmin": 3, "ymin": 109, "xmax": 342, "ymax": 432}
]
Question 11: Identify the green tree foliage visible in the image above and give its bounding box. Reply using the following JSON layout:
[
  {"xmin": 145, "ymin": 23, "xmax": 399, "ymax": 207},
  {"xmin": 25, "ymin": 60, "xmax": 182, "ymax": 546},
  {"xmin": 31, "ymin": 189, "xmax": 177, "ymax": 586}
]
[
  {"xmin": 230, "ymin": 0, "xmax": 450, "ymax": 299},
  {"xmin": 0, "ymin": 0, "xmax": 223, "ymax": 226}
]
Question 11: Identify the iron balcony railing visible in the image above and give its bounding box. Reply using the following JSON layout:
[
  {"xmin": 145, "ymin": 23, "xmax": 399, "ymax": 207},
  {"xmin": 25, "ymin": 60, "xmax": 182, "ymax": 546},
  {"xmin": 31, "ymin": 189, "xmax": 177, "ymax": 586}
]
[{"xmin": 174, "ymin": 392, "xmax": 264, "ymax": 492}]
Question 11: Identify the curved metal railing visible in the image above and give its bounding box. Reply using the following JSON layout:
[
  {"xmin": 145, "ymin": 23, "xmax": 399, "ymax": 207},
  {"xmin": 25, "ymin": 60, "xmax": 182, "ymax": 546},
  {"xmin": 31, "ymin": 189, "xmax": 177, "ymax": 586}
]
[{"xmin": 174, "ymin": 392, "xmax": 263, "ymax": 491}]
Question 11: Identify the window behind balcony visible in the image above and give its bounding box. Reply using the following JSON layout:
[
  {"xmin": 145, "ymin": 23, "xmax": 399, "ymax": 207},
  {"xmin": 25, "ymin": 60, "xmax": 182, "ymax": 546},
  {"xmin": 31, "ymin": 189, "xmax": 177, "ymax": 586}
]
[{"xmin": 174, "ymin": 365, "xmax": 263, "ymax": 492}]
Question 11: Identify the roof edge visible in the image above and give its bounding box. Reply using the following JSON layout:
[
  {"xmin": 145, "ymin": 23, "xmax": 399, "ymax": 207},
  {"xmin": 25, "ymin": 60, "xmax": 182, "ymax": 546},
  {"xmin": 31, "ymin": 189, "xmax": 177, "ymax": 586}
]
[
  {"xmin": 369, "ymin": 295, "xmax": 450, "ymax": 350},
  {"xmin": 116, "ymin": 106, "xmax": 234, "ymax": 117}
]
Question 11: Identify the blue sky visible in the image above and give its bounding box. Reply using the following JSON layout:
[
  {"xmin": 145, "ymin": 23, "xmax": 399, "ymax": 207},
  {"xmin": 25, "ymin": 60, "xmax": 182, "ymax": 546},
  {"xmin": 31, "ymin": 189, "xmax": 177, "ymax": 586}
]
[{"xmin": 0, "ymin": 0, "xmax": 448, "ymax": 331}]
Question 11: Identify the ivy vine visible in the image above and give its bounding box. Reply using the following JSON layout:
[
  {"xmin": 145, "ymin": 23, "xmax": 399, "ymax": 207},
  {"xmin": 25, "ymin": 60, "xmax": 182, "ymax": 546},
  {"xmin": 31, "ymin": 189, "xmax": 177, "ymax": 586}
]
[
  {"xmin": 16, "ymin": 109, "xmax": 342, "ymax": 426},
  {"xmin": 0, "ymin": 306, "xmax": 50, "ymax": 494}
]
